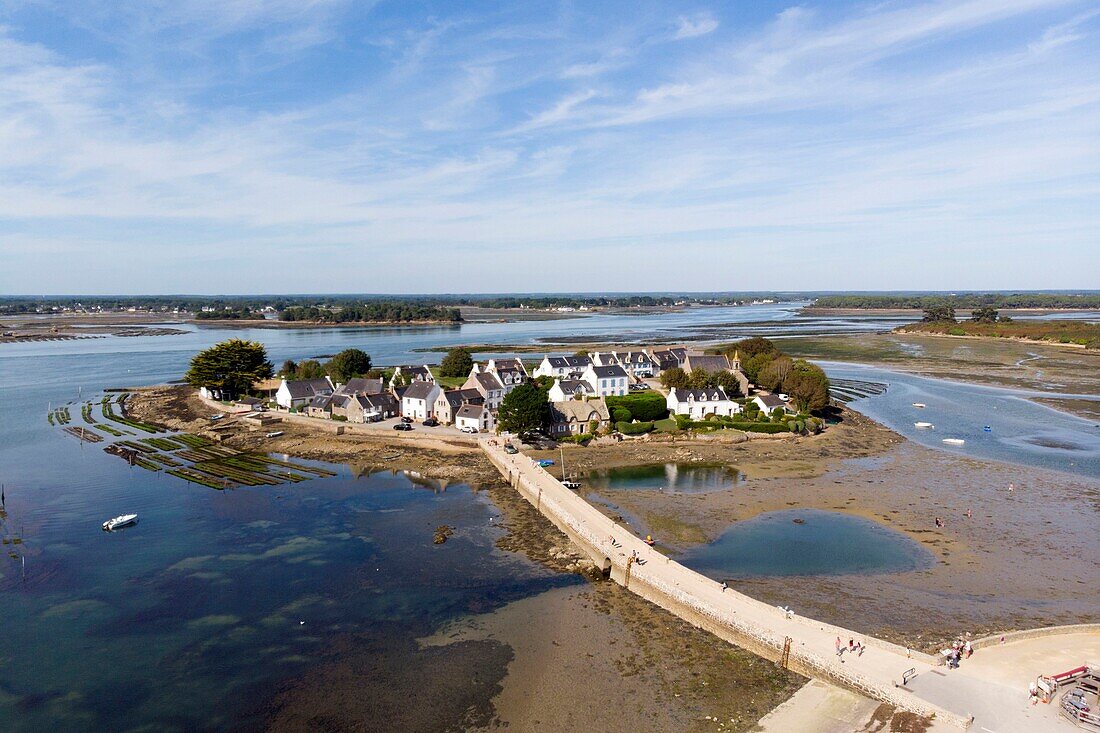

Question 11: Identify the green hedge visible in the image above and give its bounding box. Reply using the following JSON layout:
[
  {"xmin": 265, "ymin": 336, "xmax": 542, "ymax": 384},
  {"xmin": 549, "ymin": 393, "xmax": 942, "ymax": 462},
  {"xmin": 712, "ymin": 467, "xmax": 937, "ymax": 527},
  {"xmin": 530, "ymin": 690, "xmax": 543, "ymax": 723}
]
[
  {"xmin": 615, "ymin": 421, "xmax": 655, "ymax": 435},
  {"xmin": 675, "ymin": 418, "xmax": 793, "ymax": 434},
  {"xmin": 605, "ymin": 393, "xmax": 668, "ymax": 422},
  {"xmin": 611, "ymin": 407, "xmax": 632, "ymax": 423},
  {"xmin": 559, "ymin": 433, "xmax": 594, "ymax": 444}
]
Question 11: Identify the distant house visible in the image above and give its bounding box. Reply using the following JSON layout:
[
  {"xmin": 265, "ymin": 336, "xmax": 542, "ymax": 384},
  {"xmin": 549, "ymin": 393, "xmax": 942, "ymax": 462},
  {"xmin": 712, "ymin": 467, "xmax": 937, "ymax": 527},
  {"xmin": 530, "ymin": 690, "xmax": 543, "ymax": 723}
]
[
  {"xmin": 649, "ymin": 347, "xmax": 688, "ymax": 373},
  {"xmin": 401, "ymin": 381, "xmax": 441, "ymax": 420},
  {"xmin": 613, "ymin": 351, "xmax": 654, "ymax": 378},
  {"xmin": 485, "ymin": 358, "xmax": 528, "ymax": 388},
  {"xmin": 433, "ymin": 388, "xmax": 484, "ymax": 424},
  {"xmin": 683, "ymin": 353, "xmax": 731, "ymax": 374},
  {"xmin": 549, "ymin": 399, "xmax": 611, "ymax": 437},
  {"xmin": 589, "ymin": 352, "xmax": 621, "ymax": 368},
  {"xmin": 305, "ymin": 393, "xmax": 336, "ymax": 418},
  {"xmin": 580, "ymin": 364, "xmax": 629, "ymax": 398},
  {"xmin": 533, "ymin": 355, "xmax": 591, "ymax": 379},
  {"xmin": 548, "ymin": 378, "xmax": 593, "ymax": 403},
  {"xmin": 390, "ymin": 365, "xmax": 435, "ymax": 387},
  {"xmin": 462, "ymin": 370, "xmax": 507, "ymax": 409},
  {"xmin": 337, "ymin": 377, "xmax": 385, "ymax": 396},
  {"xmin": 339, "ymin": 392, "xmax": 399, "ymax": 423},
  {"xmin": 667, "ymin": 387, "xmax": 742, "ymax": 420},
  {"xmin": 455, "ymin": 403, "xmax": 495, "ymax": 433},
  {"xmin": 753, "ymin": 393, "xmax": 794, "ymax": 415},
  {"xmin": 276, "ymin": 377, "xmax": 335, "ymax": 409}
]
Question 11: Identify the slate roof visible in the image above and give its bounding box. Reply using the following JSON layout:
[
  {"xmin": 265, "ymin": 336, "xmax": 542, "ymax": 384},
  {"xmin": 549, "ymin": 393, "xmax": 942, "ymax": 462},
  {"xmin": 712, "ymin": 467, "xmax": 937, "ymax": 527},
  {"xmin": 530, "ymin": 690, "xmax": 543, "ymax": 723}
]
[
  {"xmin": 470, "ymin": 372, "xmax": 504, "ymax": 392},
  {"xmin": 443, "ymin": 388, "xmax": 484, "ymax": 408},
  {"xmin": 755, "ymin": 393, "xmax": 787, "ymax": 409},
  {"xmin": 556, "ymin": 379, "xmax": 592, "ymax": 394},
  {"xmin": 684, "ymin": 354, "xmax": 731, "ymax": 373},
  {"xmin": 590, "ymin": 364, "xmax": 628, "ymax": 379},
  {"xmin": 455, "ymin": 403, "xmax": 486, "ymax": 419},
  {"xmin": 308, "ymin": 394, "xmax": 335, "ymax": 410},
  {"xmin": 649, "ymin": 350, "xmax": 682, "ymax": 370},
  {"xmin": 669, "ymin": 387, "xmax": 730, "ymax": 402},
  {"xmin": 284, "ymin": 377, "xmax": 333, "ymax": 399},
  {"xmin": 546, "ymin": 355, "xmax": 591, "ymax": 368},
  {"xmin": 339, "ymin": 377, "xmax": 384, "ymax": 395},
  {"xmin": 364, "ymin": 393, "xmax": 398, "ymax": 410},
  {"xmin": 618, "ymin": 351, "xmax": 653, "ymax": 365},
  {"xmin": 402, "ymin": 381, "xmax": 438, "ymax": 401}
]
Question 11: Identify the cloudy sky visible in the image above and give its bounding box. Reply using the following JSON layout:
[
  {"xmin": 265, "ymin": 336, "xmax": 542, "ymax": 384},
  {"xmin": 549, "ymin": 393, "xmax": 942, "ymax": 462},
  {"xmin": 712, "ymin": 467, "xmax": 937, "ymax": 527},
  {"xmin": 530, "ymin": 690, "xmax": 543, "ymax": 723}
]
[{"xmin": 1, "ymin": 0, "xmax": 1097, "ymax": 294}]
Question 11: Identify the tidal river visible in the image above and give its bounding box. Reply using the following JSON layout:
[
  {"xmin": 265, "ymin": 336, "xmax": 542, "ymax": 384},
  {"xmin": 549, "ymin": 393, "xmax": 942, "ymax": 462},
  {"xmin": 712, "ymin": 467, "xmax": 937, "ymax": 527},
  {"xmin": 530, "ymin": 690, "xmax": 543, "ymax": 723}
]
[{"xmin": 0, "ymin": 303, "xmax": 1095, "ymax": 730}]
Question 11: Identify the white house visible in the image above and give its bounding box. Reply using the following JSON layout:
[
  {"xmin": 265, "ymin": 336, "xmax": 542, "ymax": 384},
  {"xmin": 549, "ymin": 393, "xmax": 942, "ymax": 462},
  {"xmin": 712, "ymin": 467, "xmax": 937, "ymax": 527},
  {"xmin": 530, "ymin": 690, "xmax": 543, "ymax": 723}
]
[
  {"xmin": 666, "ymin": 387, "xmax": 742, "ymax": 420},
  {"xmin": 455, "ymin": 403, "xmax": 495, "ymax": 433},
  {"xmin": 648, "ymin": 347, "xmax": 688, "ymax": 373},
  {"xmin": 433, "ymin": 388, "xmax": 484, "ymax": 425},
  {"xmin": 589, "ymin": 352, "xmax": 621, "ymax": 368},
  {"xmin": 533, "ymin": 355, "xmax": 591, "ymax": 379},
  {"xmin": 462, "ymin": 370, "xmax": 506, "ymax": 409},
  {"xmin": 276, "ymin": 377, "xmax": 335, "ymax": 409},
  {"xmin": 485, "ymin": 358, "xmax": 528, "ymax": 388},
  {"xmin": 401, "ymin": 380, "xmax": 441, "ymax": 420},
  {"xmin": 581, "ymin": 364, "xmax": 629, "ymax": 397},
  {"xmin": 753, "ymin": 393, "xmax": 795, "ymax": 416},
  {"xmin": 548, "ymin": 378, "xmax": 593, "ymax": 403},
  {"xmin": 613, "ymin": 351, "xmax": 655, "ymax": 378},
  {"xmin": 389, "ymin": 365, "xmax": 435, "ymax": 387}
]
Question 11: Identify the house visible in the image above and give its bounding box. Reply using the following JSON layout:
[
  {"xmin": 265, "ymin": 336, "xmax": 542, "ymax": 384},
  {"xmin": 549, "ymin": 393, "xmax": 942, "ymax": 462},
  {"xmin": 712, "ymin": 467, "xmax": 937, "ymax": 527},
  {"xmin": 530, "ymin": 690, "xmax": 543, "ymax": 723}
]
[
  {"xmin": 401, "ymin": 381, "xmax": 441, "ymax": 420},
  {"xmin": 462, "ymin": 370, "xmax": 507, "ymax": 409},
  {"xmin": 455, "ymin": 403, "xmax": 495, "ymax": 433},
  {"xmin": 337, "ymin": 377, "xmax": 385, "ymax": 396},
  {"xmin": 276, "ymin": 377, "xmax": 335, "ymax": 409},
  {"xmin": 549, "ymin": 399, "xmax": 611, "ymax": 437},
  {"xmin": 199, "ymin": 386, "xmax": 228, "ymax": 401},
  {"xmin": 589, "ymin": 352, "xmax": 621, "ymax": 368},
  {"xmin": 753, "ymin": 393, "xmax": 794, "ymax": 415},
  {"xmin": 613, "ymin": 351, "xmax": 655, "ymax": 378},
  {"xmin": 232, "ymin": 396, "xmax": 265, "ymax": 412},
  {"xmin": 533, "ymin": 355, "xmax": 591, "ymax": 379},
  {"xmin": 580, "ymin": 364, "xmax": 629, "ymax": 397},
  {"xmin": 433, "ymin": 388, "xmax": 484, "ymax": 424},
  {"xmin": 667, "ymin": 387, "xmax": 742, "ymax": 420},
  {"xmin": 485, "ymin": 358, "xmax": 528, "ymax": 388},
  {"xmin": 389, "ymin": 365, "xmax": 435, "ymax": 387},
  {"xmin": 340, "ymin": 392, "xmax": 399, "ymax": 423},
  {"xmin": 683, "ymin": 353, "xmax": 731, "ymax": 374},
  {"xmin": 649, "ymin": 347, "xmax": 688, "ymax": 373},
  {"xmin": 305, "ymin": 394, "xmax": 335, "ymax": 418},
  {"xmin": 548, "ymin": 378, "xmax": 593, "ymax": 403}
]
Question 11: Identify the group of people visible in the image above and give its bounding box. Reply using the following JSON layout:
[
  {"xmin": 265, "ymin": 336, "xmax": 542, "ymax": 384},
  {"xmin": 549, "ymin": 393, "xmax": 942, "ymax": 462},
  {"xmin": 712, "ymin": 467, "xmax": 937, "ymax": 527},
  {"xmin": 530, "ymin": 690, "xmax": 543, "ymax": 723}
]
[
  {"xmin": 835, "ymin": 636, "xmax": 865, "ymax": 659},
  {"xmin": 945, "ymin": 638, "xmax": 974, "ymax": 668}
]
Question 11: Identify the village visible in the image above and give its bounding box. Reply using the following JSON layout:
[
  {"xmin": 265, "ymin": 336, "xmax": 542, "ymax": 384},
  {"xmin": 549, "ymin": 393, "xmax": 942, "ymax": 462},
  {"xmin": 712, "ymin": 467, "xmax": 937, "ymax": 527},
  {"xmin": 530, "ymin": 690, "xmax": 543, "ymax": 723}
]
[{"xmin": 199, "ymin": 345, "xmax": 807, "ymax": 442}]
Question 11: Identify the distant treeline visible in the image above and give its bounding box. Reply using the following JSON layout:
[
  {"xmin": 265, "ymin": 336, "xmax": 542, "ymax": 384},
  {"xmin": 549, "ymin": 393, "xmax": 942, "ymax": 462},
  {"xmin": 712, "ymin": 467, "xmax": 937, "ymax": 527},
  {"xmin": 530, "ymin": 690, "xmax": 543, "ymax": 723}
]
[
  {"xmin": 279, "ymin": 303, "xmax": 462, "ymax": 323},
  {"xmin": 193, "ymin": 308, "xmax": 260, "ymax": 320},
  {"xmin": 813, "ymin": 294, "xmax": 1100, "ymax": 310}
]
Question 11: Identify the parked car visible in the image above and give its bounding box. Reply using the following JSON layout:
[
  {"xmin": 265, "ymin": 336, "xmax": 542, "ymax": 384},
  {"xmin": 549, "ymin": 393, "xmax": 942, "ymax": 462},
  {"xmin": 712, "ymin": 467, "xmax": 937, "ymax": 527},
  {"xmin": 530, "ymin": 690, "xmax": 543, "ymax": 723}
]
[
  {"xmin": 503, "ymin": 443, "xmax": 518, "ymax": 454},
  {"xmin": 393, "ymin": 423, "xmax": 413, "ymax": 431},
  {"xmin": 422, "ymin": 417, "xmax": 439, "ymax": 427},
  {"xmin": 400, "ymin": 416, "xmax": 413, "ymax": 423},
  {"xmin": 460, "ymin": 425, "xmax": 478, "ymax": 434}
]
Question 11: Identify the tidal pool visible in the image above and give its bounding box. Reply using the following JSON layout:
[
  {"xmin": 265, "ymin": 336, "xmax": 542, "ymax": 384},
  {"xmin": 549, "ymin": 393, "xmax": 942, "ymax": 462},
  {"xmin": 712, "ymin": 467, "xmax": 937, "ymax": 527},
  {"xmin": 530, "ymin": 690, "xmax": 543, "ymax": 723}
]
[
  {"xmin": 584, "ymin": 463, "xmax": 743, "ymax": 494},
  {"xmin": 680, "ymin": 510, "xmax": 935, "ymax": 579}
]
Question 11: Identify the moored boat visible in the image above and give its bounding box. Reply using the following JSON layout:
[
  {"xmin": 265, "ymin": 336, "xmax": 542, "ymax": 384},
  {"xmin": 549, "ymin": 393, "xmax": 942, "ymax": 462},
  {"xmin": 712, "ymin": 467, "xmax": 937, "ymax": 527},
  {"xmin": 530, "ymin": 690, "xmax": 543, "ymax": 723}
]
[
  {"xmin": 914, "ymin": 422, "xmax": 934, "ymax": 428},
  {"xmin": 912, "ymin": 403, "xmax": 926, "ymax": 408},
  {"xmin": 942, "ymin": 438, "xmax": 966, "ymax": 446},
  {"xmin": 102, "ymin": 513, "xmax": 137, "ymax": 531}
]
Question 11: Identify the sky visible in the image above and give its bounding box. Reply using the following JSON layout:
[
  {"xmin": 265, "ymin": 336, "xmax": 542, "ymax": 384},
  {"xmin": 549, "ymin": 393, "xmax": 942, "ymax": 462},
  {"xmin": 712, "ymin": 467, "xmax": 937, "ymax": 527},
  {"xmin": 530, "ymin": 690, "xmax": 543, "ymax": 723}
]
[{"xmin": 0, "ymin": 0, "xmax": 1098, "ymax": 295}]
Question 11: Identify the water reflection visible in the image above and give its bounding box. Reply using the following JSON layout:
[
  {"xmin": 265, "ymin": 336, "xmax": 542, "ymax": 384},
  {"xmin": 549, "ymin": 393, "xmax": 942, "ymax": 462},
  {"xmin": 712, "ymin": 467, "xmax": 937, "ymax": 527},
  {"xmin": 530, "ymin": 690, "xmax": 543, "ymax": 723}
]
[{"xmin": 585, "ymin": 463, "xmax": 743, "ymax": 494}]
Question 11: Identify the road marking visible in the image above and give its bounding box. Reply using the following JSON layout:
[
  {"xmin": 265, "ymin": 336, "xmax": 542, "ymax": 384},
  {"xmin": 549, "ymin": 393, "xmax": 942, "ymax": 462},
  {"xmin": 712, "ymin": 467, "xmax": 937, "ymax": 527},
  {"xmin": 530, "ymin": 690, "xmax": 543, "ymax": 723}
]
[{"xmin": 981, "ymin": 727, "xmax": 998, "ymax": 733}]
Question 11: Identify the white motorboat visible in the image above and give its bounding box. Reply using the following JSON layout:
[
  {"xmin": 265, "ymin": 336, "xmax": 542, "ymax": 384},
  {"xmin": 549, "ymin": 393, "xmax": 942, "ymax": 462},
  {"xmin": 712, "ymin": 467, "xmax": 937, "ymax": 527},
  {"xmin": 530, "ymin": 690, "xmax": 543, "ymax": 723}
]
[
  {"xmin": 914, "ymin": 422, "xmax": 934, "ymax": 429},
  {"xmin": 561, "ymin": 480, "xmax": 581, "ymax": 491},
  {"xmin": 265, "ymin": 431, "xmax": 284, "ymax": 438},
  {"xmin": 102, "ymin": 513, "xmax": 137, "ymax": 531},
  {"xmin": 942, "ymin": 438, "xmax": 966, "ymax": 446},
  {"xmin": 912, "ymin": 403, "xmax": 926, "ymax": 408}
]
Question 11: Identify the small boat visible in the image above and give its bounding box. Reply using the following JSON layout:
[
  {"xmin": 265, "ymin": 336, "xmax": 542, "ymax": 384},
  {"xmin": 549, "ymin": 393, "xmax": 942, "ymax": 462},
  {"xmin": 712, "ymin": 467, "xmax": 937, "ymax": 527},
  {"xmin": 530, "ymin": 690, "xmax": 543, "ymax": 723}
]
[
  {"xmin": 914, "ymin": 422, "xmax": 934, "ymax": 429},
  {"xmin": 102, "ymin": 514, "xmax": 137, "ymax": 531},
  {"xmin": 265, "ymin": 431, "xmax": 284, "ymax": 438},
  {"xmin": 942, "ymin": 438, "xmax": 966, "ymax": 446},
  {"xmin": 561, "ymin": 480, "xmax": 581, "ymax": 491},
  {"xmin": 912, "ymin": 403, "xmax": 926, "ymax": 408},
  {"xmin": 983, "ymin": 426, "xmax": 992, "ymax": 432},
  {"xmin": 210, "ymin": 414, "xmax": 224, "ymax": 421}
]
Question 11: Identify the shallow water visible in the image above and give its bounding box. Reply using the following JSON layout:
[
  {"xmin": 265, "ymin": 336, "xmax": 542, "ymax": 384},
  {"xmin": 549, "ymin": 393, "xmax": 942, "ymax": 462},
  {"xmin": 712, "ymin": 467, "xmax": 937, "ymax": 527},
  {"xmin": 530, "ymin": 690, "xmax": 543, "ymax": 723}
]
[
  {"xmin": 679, "ymin": 509, "xmax": 935, "ymax": 579},
  {"xmin": 584, "ymin": 463, "xmax": 744, "ymax": 494}
]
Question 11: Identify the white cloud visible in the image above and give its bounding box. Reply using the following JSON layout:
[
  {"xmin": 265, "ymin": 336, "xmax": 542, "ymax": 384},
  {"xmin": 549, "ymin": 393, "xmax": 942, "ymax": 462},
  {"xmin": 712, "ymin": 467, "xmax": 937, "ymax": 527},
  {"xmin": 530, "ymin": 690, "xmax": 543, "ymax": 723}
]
[{"xmin": 673, "ymin": 14, "xmax": 719, "ymax": 40}]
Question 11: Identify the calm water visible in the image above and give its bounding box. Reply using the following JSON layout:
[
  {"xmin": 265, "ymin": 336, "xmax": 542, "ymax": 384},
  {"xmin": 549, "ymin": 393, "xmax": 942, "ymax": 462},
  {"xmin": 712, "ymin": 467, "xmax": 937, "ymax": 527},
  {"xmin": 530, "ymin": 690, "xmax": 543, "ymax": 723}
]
[
  {"xmin": 820, "ymin": 362, "xmax": 1100, "ymax": 479},
  {"xmin": 680, "ymin": 510, "xmax": 935, "ymax": 579},
  {"xmin": 2, "ymin": 303, "xmax": 1095, "ymax": 729},
  {"xmin": 584, "ymin": 463, "xmax": 744, "ymax": 494}
]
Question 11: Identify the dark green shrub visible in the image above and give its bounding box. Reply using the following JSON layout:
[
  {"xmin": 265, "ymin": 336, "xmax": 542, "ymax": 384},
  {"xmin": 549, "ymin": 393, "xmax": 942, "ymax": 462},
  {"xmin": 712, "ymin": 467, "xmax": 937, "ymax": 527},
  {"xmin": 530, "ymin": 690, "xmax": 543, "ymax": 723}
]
[
  {"xmin": 616, "ymin": 421, "xmax": 654, "ymax": 435},
  {"xmin": 612, "ymin": 407, "xmax": 632, "ymax": 423},
  {"xmin": 606, "ymin": 393, "xmax": 668, "ymax": 422}
]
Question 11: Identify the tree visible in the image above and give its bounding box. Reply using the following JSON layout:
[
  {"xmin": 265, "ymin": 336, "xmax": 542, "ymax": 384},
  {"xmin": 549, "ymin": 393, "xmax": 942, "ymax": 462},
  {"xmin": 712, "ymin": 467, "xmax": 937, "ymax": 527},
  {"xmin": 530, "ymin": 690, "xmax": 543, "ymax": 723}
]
[
  {"xmin": 296, "ymin": 359, "xmax": 326, "ymax": 379},
  {"xmin": 715, "ymin": 370, "xmax": 743, "ymax": 397},
  {"xmin": 532, "ymin": 375, "xmax": 555, "ymax": 391},
  {"xmin": 280, "ymin": 359, "xmax": 297, "ymax": 377},
  {"xmin": 730, "ymin": 336, "xmax": 779, "ymax": 360},
  {"xmin": 184, "ymin": 339, "xmax": 273, "ymax": 398},
  {"xmin": 497, "ymin": 383, "xmax": 550, "ymax": 434},
  {"xmin": 659, "ymin": 366, "xmax": 689, "ymax": 389},
  {"xmin": 688, "ymin": 368, "xmax": 717, "ymax": 388},
  {"xmin": 440, "ymin": 347, "xmax": 474, "ymax": 378},
  {"xmin": 327, "ymin": 348, "xmax": 372, "ymax": 383},
  {"xmin": 922, "ymin": 302, "xmax": 956, "ymax": 323},
  {"xmin": 742, "ymin": 352, "xmax": 774, "ymax": 383},
  {"xmin": 782, "ymin": 360, "xmax": 830, "ymax": 413},
  {"xmin": 970, "ymin": 306, "xmax": 999, "ymax": 324},
  {"xmin": 757, "ymin": 356, "xmax": 793, "ymax": 392}
]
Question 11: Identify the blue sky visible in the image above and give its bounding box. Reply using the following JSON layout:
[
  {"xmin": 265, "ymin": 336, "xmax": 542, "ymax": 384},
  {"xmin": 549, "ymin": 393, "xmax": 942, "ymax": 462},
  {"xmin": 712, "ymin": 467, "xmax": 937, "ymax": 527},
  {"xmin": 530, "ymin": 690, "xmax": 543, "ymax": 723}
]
[{"xmin": 1, "ymin": 0, "xmax": 1097, "ymax": 294}]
